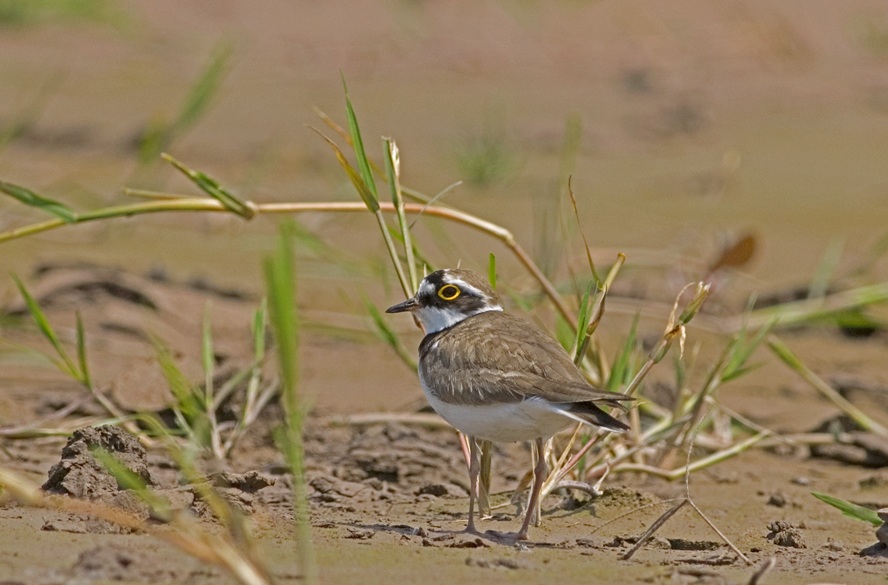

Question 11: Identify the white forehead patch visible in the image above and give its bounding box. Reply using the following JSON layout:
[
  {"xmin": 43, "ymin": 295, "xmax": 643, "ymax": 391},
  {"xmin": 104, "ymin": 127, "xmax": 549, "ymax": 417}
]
[{"xmin": 419, "ymin": 279, "xmax": 436, "ymax": 296}]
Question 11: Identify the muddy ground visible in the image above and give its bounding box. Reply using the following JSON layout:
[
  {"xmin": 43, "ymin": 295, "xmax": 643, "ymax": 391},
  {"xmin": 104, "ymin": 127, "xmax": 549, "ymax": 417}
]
[{"xmin": 1, "ymin": 2, "xmax": 888, "ymax": 584}]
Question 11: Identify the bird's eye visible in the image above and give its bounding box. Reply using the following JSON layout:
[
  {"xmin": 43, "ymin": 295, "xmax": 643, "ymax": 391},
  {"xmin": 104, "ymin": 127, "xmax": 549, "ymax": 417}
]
[{"xmin": 437, "ymin": 284, "xmax": 461, "ymax": 301}]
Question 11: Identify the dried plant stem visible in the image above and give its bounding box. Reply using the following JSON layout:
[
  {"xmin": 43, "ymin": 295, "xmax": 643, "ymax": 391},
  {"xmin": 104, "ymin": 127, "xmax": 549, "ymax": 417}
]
[
  {"xmin": 621, "ymin": 499, "xmax": 687, "ymax": 560},
  {"xmin": 748, "ymin": 558, "xmax": 776, "ymax": 585},
  {"xmin": 614, "ymin": 432, "xmax": 767, "ymax": 480},
  {"xmin": 0, "ymin": 199, "xmax": 578, "ymax": 328},
  {"xmin": 687, "ymin": 497, "xmax": 751, "ymax": 564}
]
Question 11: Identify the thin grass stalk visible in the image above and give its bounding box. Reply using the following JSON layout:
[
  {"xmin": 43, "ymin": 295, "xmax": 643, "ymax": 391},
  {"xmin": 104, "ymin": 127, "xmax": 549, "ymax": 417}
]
[
  {"xmin": 11, "ymin": 275, "xmax": 148, "ymax": 443},
  {"xmin": 201, "ymin": 306, "xmax": 224, "ymax": 459},
  {"xmin": 669, "ymin": 343, "xmax": 734, "ymax": 454},
  {"xmin": 241, "ymin": 301, "xmax": 268, "ymax": 436},
  {"xmin": 263, "ymin": 222, "xmax": 317, "ymax": 585},
  {"xmin": 384, "ymin": 137, "xmax": 418, "ymax": 292},
  {"xmin": 338, "ymin": 82, "xmax": 412, "ymax": 298},
  {"xmin": 767, "ymin": 334, "xmax": 888, "ymax": 436},
  {"xmin": 372, "ymin": 205, "xmax": 411, "ymax": 297},
  {"xmin": 365, "ymin": 299, "xmax": 417, "ymax": 369},
  {"xmin": 621, "ymin": 499, "xmax": 688, "ymax": 560},
  {"xmin": 622, "ymin": 283, "xmax": 710, "ymax": 402},
  {"xmin": 575, "ymin": 253, "xmax": 626, "ymax": 379},
  {"xmin": 12, "ymin": 274, "xmax": 80, "ymax": 378},
  {"xmin": 679, "ymin": 335, "xmax": 733, "ymax": 419},
  {"xmin": 311, "ymin": 121, "xmax": 412, "ymax": 298},
  {"xmin": 687, "ymin": 497, "xmax": 752, "ymax": 564},
  {"xmin": 540, "ymin": 427, "xmax": 605, "ymax": 499},
  {"xmin": 137, "ymin": 42, "xmax": 231, "ymax": 165}
]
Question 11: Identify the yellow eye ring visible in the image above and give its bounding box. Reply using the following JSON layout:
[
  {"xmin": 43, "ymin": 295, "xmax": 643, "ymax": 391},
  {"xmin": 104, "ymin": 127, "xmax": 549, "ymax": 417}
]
[{"xmin": 437, "ymin": 284, "xmax": 461, "ymax": 301}]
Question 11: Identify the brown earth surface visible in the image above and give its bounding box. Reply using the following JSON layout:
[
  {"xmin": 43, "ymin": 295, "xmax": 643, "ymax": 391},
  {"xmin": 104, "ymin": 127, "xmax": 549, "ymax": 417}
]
[{"xmin": 2, "ymin": 2, "xmax": 888, "ymax": 584}]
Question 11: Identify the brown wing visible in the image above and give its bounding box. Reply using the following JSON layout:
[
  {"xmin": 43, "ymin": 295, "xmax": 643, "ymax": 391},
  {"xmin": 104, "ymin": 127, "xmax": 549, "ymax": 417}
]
[{"xmin": 420, "ymin": 311, "xmax": 633, "ymax": 408}]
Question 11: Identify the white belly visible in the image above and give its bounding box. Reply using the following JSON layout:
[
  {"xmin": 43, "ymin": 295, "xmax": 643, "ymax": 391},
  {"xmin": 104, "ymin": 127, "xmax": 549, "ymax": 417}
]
[{"xmin": 424, "ymin": 391, "xmax": 571, "ymax": 443}]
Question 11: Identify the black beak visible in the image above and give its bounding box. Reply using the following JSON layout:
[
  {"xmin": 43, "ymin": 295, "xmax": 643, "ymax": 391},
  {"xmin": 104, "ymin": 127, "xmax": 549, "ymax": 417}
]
[{"xmin": 386, "ymin": 297, "xmax": 418, "ymax": 313}]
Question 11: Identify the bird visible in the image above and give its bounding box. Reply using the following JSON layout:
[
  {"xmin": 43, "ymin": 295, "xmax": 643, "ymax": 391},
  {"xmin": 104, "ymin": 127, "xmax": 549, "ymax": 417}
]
[{"xmin": 386, "ymin": 268, "xmax": 633, "ymax": 540}]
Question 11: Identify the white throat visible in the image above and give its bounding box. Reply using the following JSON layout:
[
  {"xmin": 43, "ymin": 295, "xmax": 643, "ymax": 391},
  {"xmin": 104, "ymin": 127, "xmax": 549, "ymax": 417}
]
[{"xmin": 417, "ymin": 304, "xmax": 502, "ymax": 334}]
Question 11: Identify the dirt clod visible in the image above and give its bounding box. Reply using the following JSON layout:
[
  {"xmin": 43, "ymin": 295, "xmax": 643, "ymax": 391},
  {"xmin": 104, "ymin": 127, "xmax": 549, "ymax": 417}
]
[
  {"xmin": 42, "ymin": 425, "xmax": 152, "ymax": 500},
  {"xmin": 765, "ymin": 492, "xmax": 789, "ymax": 507},
  {"xmin": 766, "ymin": 520, "xmax": 806, "ymax": 548},
  {"xmin": 210, "ymin": 470, "xmax": 275, "ymax": 492}
]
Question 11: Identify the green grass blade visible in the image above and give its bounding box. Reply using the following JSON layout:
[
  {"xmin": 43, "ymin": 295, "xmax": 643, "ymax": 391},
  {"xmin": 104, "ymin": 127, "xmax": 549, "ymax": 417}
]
[
  {"xmin": 720, "ymin": 319, "xmax": 775, "ymax": 382},
  {"xmin": 152, "ymin": 338, "xmax": 201, "ymax": 428},
  {"xmin": 308, "ymin": 127, "xmax": 378, "ymax": 212},
  {"xmin": 342, "ymin": 76, "xmax": 379, "ymax": 205},
  {"xmin": 237, "ymin": 298, "xmax": 269, "ymax": 434},
  {"xmin": 263, "ymin": 221, "xmax": 316, "ymax": 584},
  {"xmin": 607, "ymin": 313, "xmax": 639, "ymax": 391},
  {"xmin": 365, "ymin": 298, "xmax": 416, "ymax": 370},
  {"xmin": 566, "ymin": 178, "xmax": 599, "ymax": 285},
  {"xmin": 162, "ymin": 153, "xmax": 254, "ymax": 219},
  {"xmin": 137, "ymin": 43, "xmax": 231, "ymax": 164},
  {"xmin": 487, "ymin": 253, "xmax": 497, "ymax": 289},
  {"xmin": 11, "ymin": 274, "xmax": 80, "ymax": 380},
  {"xmin": 808, "ymin": 238, "xmax": 843, "ymax": 299},
  {"xmin": 811, "ymin": 492, "xmax": 882, "ymax": 526},
  {"xmin": 0, "ymin": 180, "xmax": 77, "ymax": 223},
  {"xmin": 173, "ymin": 41, "xmax": 232, "ymax": 135},
  {"xmin": 90, "ymin": 448, "xmax": 147, "ymax": 492},
  {"xmin": 93, "ymin": 446, "xmax": 173, "ymax": 520},
  {"xmin": 202, "ymin": 305, "xmax": 215, "ymax": 402},
  {"xmin": 252, "ymin": 298, "xmax": 267, "ymax": 359},
  {"xmin": 264, "ymin": 224, "xmax": 298, "ymax": 405},
  {"xmin": 769, "ymin": 334, "xmax": 888, "ymax": 436},
  {"xmin": 572, "ymin": 281, "xmax": 594, "ymax": 365},
  {"xmin": 384, "ymin": 137, "xmax": 417, "ymax": 291},
  {"xmin": 75, "ymin": 311, "xmax": 91, "ymax": 388}
]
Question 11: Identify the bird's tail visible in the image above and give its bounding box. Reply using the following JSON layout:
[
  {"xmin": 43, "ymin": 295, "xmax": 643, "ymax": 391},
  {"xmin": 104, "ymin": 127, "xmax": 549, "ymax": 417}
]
[{"xmin": 557, "ymin": 401, "xmax": 631, "ymax": 433}]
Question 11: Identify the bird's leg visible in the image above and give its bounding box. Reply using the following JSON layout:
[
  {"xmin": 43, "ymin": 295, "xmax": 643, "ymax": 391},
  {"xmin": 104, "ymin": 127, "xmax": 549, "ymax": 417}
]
[
  {"xmin": 477, "ymin": 439, "xmax": 492, "ymax": 518},
  {"xmin": 517, "ymin": 437, "xmax": 548, "ymax": 541},
  {"xmin": 464, "ymin": 435, "xmax": 481, "ymax": 534}
]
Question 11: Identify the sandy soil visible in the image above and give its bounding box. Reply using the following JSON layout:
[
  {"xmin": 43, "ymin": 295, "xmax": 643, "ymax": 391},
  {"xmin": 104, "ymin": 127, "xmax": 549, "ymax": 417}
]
[{"xmin": 1, "ymin": 2, "xmax": 888, "ymax": 584}]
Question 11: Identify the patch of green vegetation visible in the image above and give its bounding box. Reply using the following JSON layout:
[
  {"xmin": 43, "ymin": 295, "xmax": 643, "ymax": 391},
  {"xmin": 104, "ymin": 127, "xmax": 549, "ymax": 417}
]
[
  {"xmin": 0, "ymin": 0, "xmax": 124, "ymax": 27},
  {"xmin": 453, "ymin": 123, "xmax": 517, "ymax": 187},
  {"xmin": 858, "ymin": 16, "xmax": 888, "ymax": 58}
]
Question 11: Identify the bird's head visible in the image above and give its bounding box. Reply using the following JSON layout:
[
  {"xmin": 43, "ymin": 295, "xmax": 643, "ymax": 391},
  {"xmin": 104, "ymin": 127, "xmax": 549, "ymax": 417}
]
[{"xmin": 385, "ymin": 268, "xmax": 503, "ymax": 333}]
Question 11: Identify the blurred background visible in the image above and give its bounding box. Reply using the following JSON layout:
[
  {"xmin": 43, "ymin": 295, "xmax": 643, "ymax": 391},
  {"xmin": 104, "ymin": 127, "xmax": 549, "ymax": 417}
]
[{"xmin": 1, "ymin": 0, "xmax": 887, "ymax": 412}]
